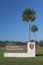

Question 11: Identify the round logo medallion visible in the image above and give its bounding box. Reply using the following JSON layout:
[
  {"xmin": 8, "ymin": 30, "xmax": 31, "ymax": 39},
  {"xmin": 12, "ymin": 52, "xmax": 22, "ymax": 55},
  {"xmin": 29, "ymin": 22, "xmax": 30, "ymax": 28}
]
[{"xmin": 30, "ymin": 44, "xmax": 34, "ymax": 49}]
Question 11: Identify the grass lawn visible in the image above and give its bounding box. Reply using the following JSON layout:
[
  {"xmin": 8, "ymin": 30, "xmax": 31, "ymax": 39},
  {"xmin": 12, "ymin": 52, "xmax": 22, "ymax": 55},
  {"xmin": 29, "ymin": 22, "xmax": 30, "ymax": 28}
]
[{"xmin": 0, "ymin": 47, "xmax": 43, "ymax": 65}]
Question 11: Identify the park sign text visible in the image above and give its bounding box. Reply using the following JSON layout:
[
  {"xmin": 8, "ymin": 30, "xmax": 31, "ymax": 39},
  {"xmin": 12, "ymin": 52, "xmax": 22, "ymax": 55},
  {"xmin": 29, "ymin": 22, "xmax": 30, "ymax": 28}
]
[{"xmin": 5, "ymin": 44, "xmax": 27, "ymax": 53}]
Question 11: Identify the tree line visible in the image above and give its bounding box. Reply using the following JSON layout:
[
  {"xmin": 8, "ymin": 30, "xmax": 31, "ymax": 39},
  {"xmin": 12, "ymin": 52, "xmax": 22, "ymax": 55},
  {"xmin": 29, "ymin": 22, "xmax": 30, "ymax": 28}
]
[{"xmin": 0, "ymin": 40, "xmax": 43, "ymax": 47}]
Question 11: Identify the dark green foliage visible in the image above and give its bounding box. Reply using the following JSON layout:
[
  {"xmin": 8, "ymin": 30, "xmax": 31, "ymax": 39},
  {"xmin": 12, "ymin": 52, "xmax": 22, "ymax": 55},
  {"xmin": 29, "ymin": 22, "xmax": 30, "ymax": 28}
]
[
  {"xmin": 0, "ymin": 40, "xmax": 43, "ymax": 47},
  {"xmin": 22, "ymin": 8, "xmax": 36, "ymax": 22},
  {"xmin": 0, "ymin": 41, "xmax": 27, "ymax": 47},
  {"xmin": 39, "ymin": 40, "xmax": 43, "ymax": 47},
  {"xmin": 31, "ymin": 25, "xmax": 38, "ymax": 32},
  {"xmin": 0, "ymin": 41, "xmax": 6, "ymax": 47},
  {"xmin": 31, "ymin": 25, "xmax": 38, "ymax": 41}
]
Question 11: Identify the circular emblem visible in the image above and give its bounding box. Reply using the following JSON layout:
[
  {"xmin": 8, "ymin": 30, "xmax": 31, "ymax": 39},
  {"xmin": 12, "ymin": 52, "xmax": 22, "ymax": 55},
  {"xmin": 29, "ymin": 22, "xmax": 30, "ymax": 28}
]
[{"xmin": 30, "ymin": 44, "xmax": 34, "ymax": 49}]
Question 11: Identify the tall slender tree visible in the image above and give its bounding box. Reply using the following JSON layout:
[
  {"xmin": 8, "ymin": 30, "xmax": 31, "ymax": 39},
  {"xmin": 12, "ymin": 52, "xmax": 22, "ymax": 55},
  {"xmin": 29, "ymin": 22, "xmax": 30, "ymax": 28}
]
[
  {"xmin": 22, "ymin": 8, "xmax": 36, "ymax": 42},
  {"xmin": 31, "ymin": 25, "xmax": 38, "ymax": 41}
]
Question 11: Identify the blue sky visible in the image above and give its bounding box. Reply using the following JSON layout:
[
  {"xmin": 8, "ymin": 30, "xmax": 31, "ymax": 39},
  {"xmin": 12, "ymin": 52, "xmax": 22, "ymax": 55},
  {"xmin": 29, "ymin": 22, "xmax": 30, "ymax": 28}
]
[{"xmin": 0, "ymin": 0, "xmax": 43, "ymax": 42}]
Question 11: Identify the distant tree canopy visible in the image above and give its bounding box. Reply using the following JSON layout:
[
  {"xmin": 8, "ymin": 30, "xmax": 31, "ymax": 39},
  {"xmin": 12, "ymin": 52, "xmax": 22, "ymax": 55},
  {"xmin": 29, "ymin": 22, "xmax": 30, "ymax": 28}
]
[
  {"xmin": 38, "ymin": 40, "xmax": 43, "ymax": 47},
  {"xmin": 0, "ymin": 41, "xmax": 27, "ymax": 47},
  {"xmin": 0, "ymin": 41, "xmax": 6, "ymax": 47},
  {"xmin": 0, "ymin": 40, "xmax": 43, "ymax": 47}
]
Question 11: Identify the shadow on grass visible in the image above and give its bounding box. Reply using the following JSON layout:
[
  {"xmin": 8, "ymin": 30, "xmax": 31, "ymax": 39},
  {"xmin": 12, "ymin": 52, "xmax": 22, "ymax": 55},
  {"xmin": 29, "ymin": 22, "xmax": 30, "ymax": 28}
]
[{"xmin": 36, "ymin": 54, "xmax": 43, "ymax": 56}]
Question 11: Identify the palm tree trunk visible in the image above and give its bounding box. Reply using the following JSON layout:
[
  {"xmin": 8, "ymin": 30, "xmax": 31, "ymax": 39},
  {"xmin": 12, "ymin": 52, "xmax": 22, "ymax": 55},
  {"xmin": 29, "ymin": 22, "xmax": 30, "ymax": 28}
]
[
  {"xmin": 34, "ymin": 32, "xmax": 36, "ymax": 56},
  {"xmin": 34, "ymin": 32, "xmax": 36, "ymax": 42},
  {"xmin": 28, "ymin": 22, "xmax": 30, "ymax": 42}
]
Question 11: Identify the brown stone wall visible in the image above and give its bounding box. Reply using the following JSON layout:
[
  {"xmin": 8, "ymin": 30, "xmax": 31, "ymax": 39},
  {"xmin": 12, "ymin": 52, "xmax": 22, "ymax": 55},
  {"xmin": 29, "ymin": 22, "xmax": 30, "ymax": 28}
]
[{"xmin": 5, "ymin": 44, "xmax": 27, "ymax": 53}]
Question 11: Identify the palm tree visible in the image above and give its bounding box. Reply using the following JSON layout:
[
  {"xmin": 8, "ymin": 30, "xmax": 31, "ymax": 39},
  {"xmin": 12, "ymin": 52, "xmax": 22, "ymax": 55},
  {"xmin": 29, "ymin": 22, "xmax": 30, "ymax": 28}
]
[
  {"xmin": 31, "ymin": 25, "xmax": 38, "ymax": 41},
  {"xmin": 22, "ymin": 8, "xmax": 36, "ymax": 42}
]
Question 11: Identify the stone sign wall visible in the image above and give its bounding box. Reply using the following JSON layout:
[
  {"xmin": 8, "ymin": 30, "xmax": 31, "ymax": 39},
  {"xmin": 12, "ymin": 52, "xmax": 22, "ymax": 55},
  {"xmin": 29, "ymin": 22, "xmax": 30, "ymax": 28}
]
[{"xmin": 5, "ymin": 44, "xmax": 27, "ymax": 53}]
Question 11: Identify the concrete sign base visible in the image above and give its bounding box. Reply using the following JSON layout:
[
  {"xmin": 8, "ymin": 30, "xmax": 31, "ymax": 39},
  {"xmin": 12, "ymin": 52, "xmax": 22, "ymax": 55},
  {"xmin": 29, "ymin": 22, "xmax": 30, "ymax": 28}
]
[{"xmin": 4, "ymin": 42, "xmax": 35, "ymax": 57}]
